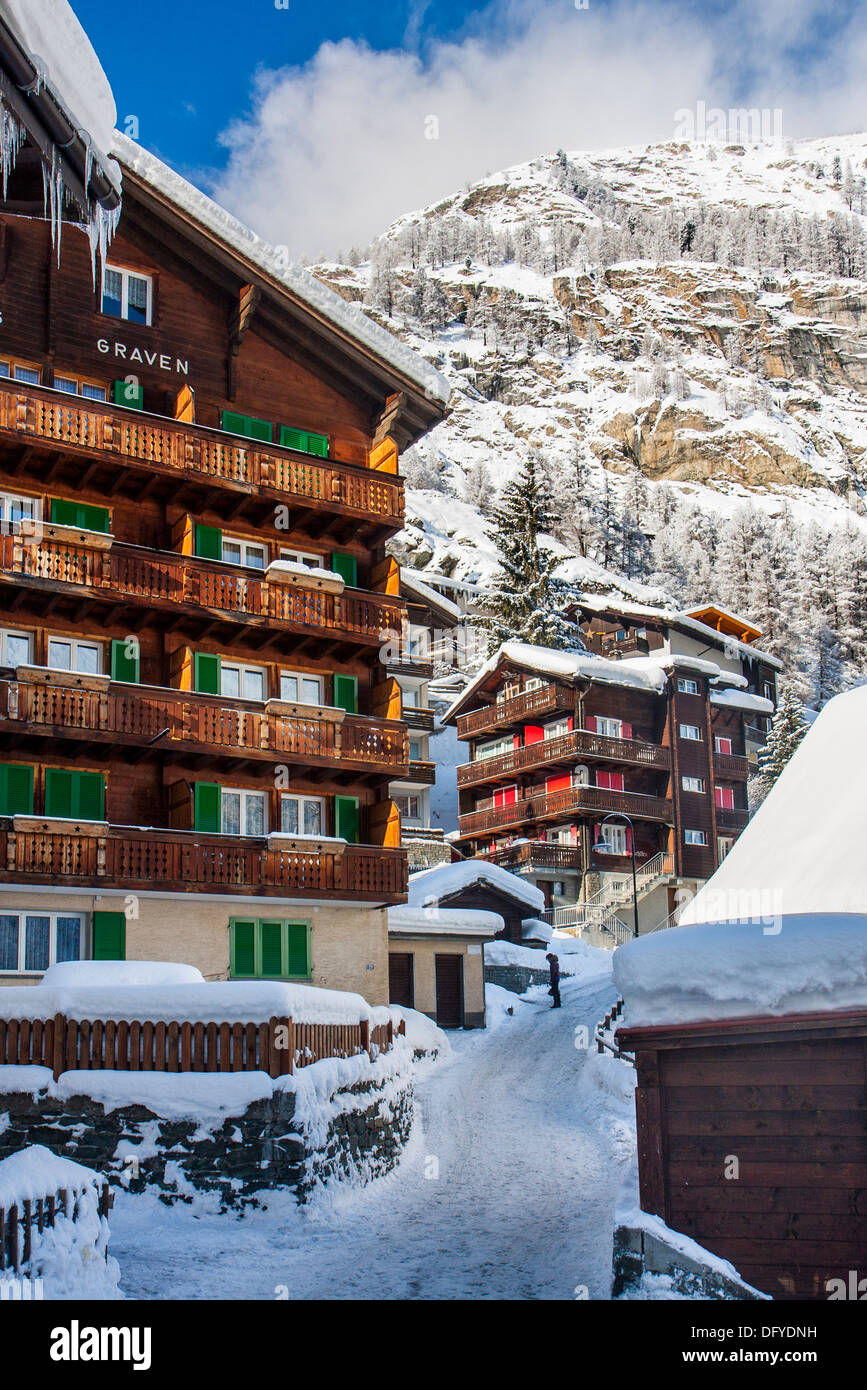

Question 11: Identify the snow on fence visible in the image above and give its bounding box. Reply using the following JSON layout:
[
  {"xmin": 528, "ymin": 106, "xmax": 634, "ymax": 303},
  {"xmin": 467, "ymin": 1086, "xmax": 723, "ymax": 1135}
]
[
  {"xmin": 0, "ymin": 1147, "xmax": 115, "ymax": 1294},
  {"xmin": 0, "ymin": 1012, "xmax": 405, "ymax": 1080}
]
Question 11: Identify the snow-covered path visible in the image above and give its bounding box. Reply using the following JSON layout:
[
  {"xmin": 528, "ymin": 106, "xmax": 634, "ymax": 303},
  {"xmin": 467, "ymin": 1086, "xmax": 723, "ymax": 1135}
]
[{"xmin": 111, "ymin": 972, "xmax": 630, "ymax": 1300}]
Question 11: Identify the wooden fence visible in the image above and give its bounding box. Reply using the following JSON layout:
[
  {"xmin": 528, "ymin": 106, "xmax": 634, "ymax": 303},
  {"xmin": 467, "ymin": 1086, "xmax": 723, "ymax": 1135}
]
[
  {"xmin": 0, "ymin": 1012, "xmax": 406, "ymax": 1080},
  {"xmin": 0, "ymin": 1181, "xmax": 113, "ymax": 1274}
]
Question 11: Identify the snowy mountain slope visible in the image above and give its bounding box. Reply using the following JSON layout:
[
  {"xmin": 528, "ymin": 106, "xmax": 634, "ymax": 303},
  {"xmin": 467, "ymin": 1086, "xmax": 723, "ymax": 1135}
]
[{"xmin": 313, "ymin": 135, "xmax": 867, "ymax": 698}]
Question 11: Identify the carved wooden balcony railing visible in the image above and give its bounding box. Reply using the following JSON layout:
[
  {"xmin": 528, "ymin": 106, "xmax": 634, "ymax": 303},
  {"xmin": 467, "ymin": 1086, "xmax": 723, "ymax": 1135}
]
[
  {"xmin": 459, "ymin": 786, "xmax": 673, "ymax": 837},
  {"xmin": 457, "ymin": 728, "xmax": 671, "ymax": 786},
  {"xmin": 0, "ymin": 824, "xmax": 407, "ymax": 902},
  {"xmin": 402, "ymin": 707, "xmax": 435, "ymax": 732},
  {"xmin": 0, "ymin": 534, "xmax": 403, "ymax": 644},
  {"xmin": 715, "ymin": 806, "xmax": 750, "ymax": 831},
  {"xmin": 402, "ymin": 759, "xmax": 437, "ymax": 785},
  {"xmin": 0, "ymin": 382, "xmax": 404, "ymax": 527},
  {"xmin": 483, "ymin": 843, "xmax": 583, "ymax": 872},
  {"xmin": 456, "ymin": 683, "xmax": 574, "ymax": 738},
  {"xmin": 712, "ymin": 751, "xmax": 751, "ymax": 781},
  {"xmin": 0, "ymin": 678, "xmax": 409, "ymax": 775}
]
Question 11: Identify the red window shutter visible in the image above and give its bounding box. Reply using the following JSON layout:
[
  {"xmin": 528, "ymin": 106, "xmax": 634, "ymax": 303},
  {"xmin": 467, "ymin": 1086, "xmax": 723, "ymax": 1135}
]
[
  {"xmin": 626, "ymin": 826, "xmax": 633, "ymax": 853},
  {"xmin": 621, "ymin": 721, "xmax": 633, "ymax": 739},
  {"xmin": 610, "ymin": 772, "xmax": 624, "ymax": 791},
  {"xmin": 567, "ymin": 715, "xmax": 574, "ymax": 731},
  {"xmin": 585, "ymin": 715, "xmax": 597, "ymax": 733},
  {"xmin": 524, "ymin": 725, "xmax": 544, "ymax": 745},
  {"xmin": 715, "ymin": 787, "xmax": 734, "ymax": 810},
  {"xmin": 547, "ymin": 773, "xmax": 571, "ymax": 793}
]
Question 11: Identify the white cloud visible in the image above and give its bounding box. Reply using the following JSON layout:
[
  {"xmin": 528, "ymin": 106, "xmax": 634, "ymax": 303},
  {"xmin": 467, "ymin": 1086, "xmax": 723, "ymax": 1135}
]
[{"xmin": 210, "ymin": 0, "xmax": 867, "ymax": 260}]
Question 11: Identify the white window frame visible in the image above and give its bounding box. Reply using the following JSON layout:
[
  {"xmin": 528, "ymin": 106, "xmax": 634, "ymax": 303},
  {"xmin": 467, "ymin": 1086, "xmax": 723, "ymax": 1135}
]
[
  {"xmin": 476, "ymin": 735, "xmax": 513, "ymax": 761},
  {"xmin": 715, "ymin": 786, "xmax": 736, "ymax": 811},
  {"xmin": 394, "ymin": 793, "xmax": 422, "ymax": 823},
  {"xmin": 718, "ymin": 836, "xmax": 735, "ymax": 860},
  {"xmin": 678, "ymin": 678, "xmax": 699, "ymax": 695},
  {"xmin": 684, "ymin": 828, "xmax": 707, "ymax": 846},
  {"xmin": 544, "ymin": 718, "xmax": 570, "ymax": 740},
  {"xmin": 280, "ymin": 792, "xmax": 325, "ymax": 837},
  {"xmin": 595, "ymin": 716, "xmax": 624, "ymax": 738},
  {"xmin": 220, "ymin": 660, "xmax": 268, "ymax": 703},
  {"xmin": 221, "ymin": 788, "xmax": 268, "ymax": 837},
  {"xmin": 714, "ymin": 735, "xmax": 733, "ymax": 755},
  {"xmin": 679, "ymin": 723, "xmax": 702, "ymax": 741},
  {"xmin": 102, "ymin": 264, "xmax": 153, "ymax": 326},
  {"xmin": 409, "ymin": 737, "xmax": 426, "ymax": 762},
  {"xmin": 0, "ymin": 490, "xmax": 41, "ymax": 534},
  {"xmin": 47, "ymin": 636, "xmax": 103, "ymax": 675},
  {"xmin": 682, "ymin": 775, "xmax": 705, "ymax": 793},
  {"xmin": 597, "ymin": 824, "xmax": 627, "ymax": 855},
  {"xmin": 0, "ymin": 628, "xmax": 33, "ymax": 667},
  {"xmin": 278, "ymin": 547, "xmax": 324, "ymax": 570},
  {"xmin": 524, "ymin": 678, "xmax": 546, "ymax": 693},
  {"xmin": 280, "ymin": 670, "xmax": 324, "ymax": 706},
  {"xmin": 221, "ymin": 535, "xmax": 267, "ymax": 570},
  {"xmin": 0, "ymin": 911, "xmax": 84, "ymax": 975}
]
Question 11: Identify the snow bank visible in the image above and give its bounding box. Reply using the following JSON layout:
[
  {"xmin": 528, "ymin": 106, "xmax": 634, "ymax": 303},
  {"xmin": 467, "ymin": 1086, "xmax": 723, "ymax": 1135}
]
[
  {"xmin": 0, "ymin": 1145, "xmax": 121, "ymax": 1300},
  {"xmin": 385, "ymin": 1006, "xmax": 450, "ymax": 1057},
  {"xmin": 388, "ymin": 905, "xmax": 502, "ymax": 937},
  {"xmin": 682, "ymin": 684, "xmax": 867, "ymax": 924},
  {"xmin": 521, "ymin": 916, "xmax": 553, "ymax": 943},
  {"xmin": 40, "ymin": 961, "xmax": 204, "ymax": 988},
  {"xmin": 614, "ymin": 914, "xmax": 867, "ymax": 1028},
  {"xmin": 709, "ymin": 688, "xmax": 774, "ymax": 714},
  {"xmin": 0, "ymin": 979, "xmax": 371, "ymax": 1026},
  {"xmin": 408, "ymin": 858, "xmax": 544, "ymax": 911},
  {"xmin": 110, "ymin": 131, "xmax": 449, "ymax": 405},
  {"xmin": 487, "ymin": 935, "xmax": 614, "ymax": 983}
]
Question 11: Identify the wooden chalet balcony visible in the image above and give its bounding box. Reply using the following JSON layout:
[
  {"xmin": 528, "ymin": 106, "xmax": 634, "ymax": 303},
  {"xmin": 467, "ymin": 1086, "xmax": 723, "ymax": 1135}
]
[
  {"xmin": 0, "ymin": 534, "xmax": 402, "ymax": 649},
  {"xmin": 716, "ymin": 806, "xmax": 750, "ymax": 832},
  {"xmin": 713, "ymin": 751, "xmax": 751, "ymax": 780},
  {"xmin": 460, "ymin": 786, "xmax": 673, "ymax": 837},
  {"xmin": 484, "ymin": 843, "xmax": 583, "ymax": 873},
  {"xmin": 403, "ymin": 760, "xmax": 437, "ymax": 785},
  {"xmin": 402, "ymin": 707, "xmax": 435, "ymax": 732},
  {"xmin": 457, "ymin": 728, "xmax": 671, "ymax": 787},
  {"xmin": 0, "ymin": 678, "xmax": 409, "ymax": 777},
  {"xmin": 0, "ymin": 383, "xmax": 404, "ymax": 539},
  {"xmin": 0, "ymin": 824, "xmax": 407, "ymax": 903},
  {"xmin": 456, "ymin": 683, "xmax": 573, "ymax": 738}
]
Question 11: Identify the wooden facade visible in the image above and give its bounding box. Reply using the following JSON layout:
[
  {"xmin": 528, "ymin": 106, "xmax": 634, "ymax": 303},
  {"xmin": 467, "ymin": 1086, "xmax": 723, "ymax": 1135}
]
[
  {"xmin": 0, "ymin": 102, "xmax": 445, "ymax": 984},
  {"xmin": 618, "ymin": 1011, "xmax": 867, "ymax": 1300},
  {"xmin": 447, "ymin": 642, "xmax": 768, "ymax": 906}
]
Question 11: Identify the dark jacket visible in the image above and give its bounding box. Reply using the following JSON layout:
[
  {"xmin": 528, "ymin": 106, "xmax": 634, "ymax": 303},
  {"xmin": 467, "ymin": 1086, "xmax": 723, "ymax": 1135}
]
[{"xmin": 546, "ymin": 953, "xmax": 560, "ymax": 984}]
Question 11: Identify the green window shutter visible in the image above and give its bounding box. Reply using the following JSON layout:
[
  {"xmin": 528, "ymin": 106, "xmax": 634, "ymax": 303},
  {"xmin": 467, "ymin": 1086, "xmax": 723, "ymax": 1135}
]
[
  {"xmin": 45, "ymin": 769, "xmax": 73, "ymax": 818},
  {"xmin": 285, "ymin": 922, "xmax": 310, "ymax": 978},
  {"xmin": 280, "ymin": 426, "xmax": 306, "ymax": 452},
  {"xmin": 49, "ymin": 499, "xmax": 109, "ymax": 532},
  {"xmin": 194, "ymin": 652, "xmax": 221, "ymax": 695},
  {"xmin": 231, "ymin": 919, "xmax": 256, "ymax": 978},
  {"xmin": 330, "ymin": 552, "xmax": 358, "ymax": 588},
  {"xmin": 92, "ymin": 911, "xmax": 126, "ymax": 961},
  {"xmin": 0, "ymin": 763, "xmax": 34, "ymax": 816},
  {"xmin": 335, "ymin": 795, "xmax": 360, "ymax": 844},
  {"xmin": 306, "ymin": 432, "xmax": 328, "ymax": 458},
  {"xmin": 112, "ymin": 379, "xmax": 144, "ymax": 410},
  {"xmin": 221, "ymin": 411, "xmax": 272, "ymax": 443},
  {"xmin": 194, "ymin": 782, "xmax": 221, "ymax": 833},
  {"xmin": 194, "ymin": 524, "xmax": 222, "ymax": 561},
  {"xmin": 332, "ymin": 674, "xmax": 358, "ymax": 715},
  {"xmin": 260, "ymin": 920, "xmax": 283, "ymax": 977},
  {"xmin": 49, "ymin": 498, "xmax": 78, "ymax": 526},
  {"xmin": 77, "ymin": 772, "xmax": 105, "ymax": 821},
  {"xmin": 110, "ymin": 638, "xmax": 140, "ymax": 684}
]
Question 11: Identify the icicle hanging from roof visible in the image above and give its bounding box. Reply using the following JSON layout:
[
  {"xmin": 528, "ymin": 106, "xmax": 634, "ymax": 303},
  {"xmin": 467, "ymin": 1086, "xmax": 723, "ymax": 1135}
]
[{"xmin": 0, "ymin": 94, "xmax": 26, "ymax": 200}]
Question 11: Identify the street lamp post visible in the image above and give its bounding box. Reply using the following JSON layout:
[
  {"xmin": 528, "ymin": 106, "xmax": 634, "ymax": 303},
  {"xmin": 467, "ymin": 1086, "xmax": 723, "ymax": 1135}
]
[{"xmin": 593, "ymin": 811, "xmax": 639, "ymax": 939}]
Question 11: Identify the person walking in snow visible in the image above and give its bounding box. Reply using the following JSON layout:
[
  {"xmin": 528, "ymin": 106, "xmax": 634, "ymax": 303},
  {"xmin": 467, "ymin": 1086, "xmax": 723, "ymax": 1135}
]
[{"xmin": 546, "ymin": 951, "xmax": 561, "ymax": 1009}]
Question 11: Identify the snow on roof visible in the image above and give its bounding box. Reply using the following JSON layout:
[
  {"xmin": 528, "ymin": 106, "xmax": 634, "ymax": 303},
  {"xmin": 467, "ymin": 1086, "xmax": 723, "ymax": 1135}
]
[
  {"xmin": 578, "ymin": 594, "xmax": 783, "ymax": 670},
  {"xmin": 400, "ymin": 567, "xmax": 462, "ymax": 621},
  {"xmin": 110, "ymin": 131, "xmax": 450, "ymax": 406},
  {"xmin": 681, "ymin": 684, "xmax": 867, "ymax": 926},
  {"xmin": 0, "ymin": 1144, "xmax": 102, "ymax": 1208},
  {"xmin": 408, "ymin": 858, "xmax": 545, "ymax": 912},
  {"xmin": 614, "ymin": 914, "xmax": 867, "ymax": 1028},
  {"xmin": 388, "ymin": 905, "xmax": 502, "ymax": 938},
  {"xmin": 2, "ymin": 0, "xmax": 119, "ymax": 175},
  {"xmin": 444, "ymin": 640, "xmax": 666, "ymax": 721},
  {"xmin": 521, "ymin": 917, "xmax": 553, "ymax": 943},
  {"xmin": 0, "ymin": 979, "xmax": 372, "ymax": 1026},
  {"xmin": 710, "ymin": 688, "xmax": 774, "ymax": 714}
]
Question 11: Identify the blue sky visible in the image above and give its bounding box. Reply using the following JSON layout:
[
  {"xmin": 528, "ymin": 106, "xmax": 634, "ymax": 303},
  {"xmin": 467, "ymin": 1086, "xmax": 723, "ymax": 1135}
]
[{"xmin": 71, "ymin": 0, "xmax": 866, "ymax": 258}]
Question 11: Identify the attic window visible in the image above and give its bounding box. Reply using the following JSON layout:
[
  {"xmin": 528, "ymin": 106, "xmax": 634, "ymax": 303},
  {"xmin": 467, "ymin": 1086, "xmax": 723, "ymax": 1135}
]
[{"xmin": 102, "ymin": 266, "xmax": 152, "ymax": 326}]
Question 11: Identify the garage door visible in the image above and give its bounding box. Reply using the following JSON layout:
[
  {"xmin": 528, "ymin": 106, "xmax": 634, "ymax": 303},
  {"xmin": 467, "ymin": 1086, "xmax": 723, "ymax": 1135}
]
[
  {"xmin": 389, "ymin": 951, "xmax": 414, "ymax": 1008},
  {"xmin": 435, "ymin": 954, "xmax": 463, "ymax": 1029}
]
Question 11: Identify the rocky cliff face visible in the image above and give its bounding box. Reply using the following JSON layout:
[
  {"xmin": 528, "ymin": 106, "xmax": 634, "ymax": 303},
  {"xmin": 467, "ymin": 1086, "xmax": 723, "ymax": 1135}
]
[{"xmin": 314, "ymin": 134, "xmax": 867, "ymax": 597}]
